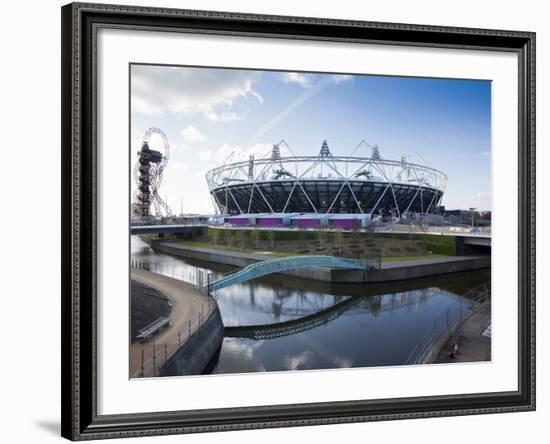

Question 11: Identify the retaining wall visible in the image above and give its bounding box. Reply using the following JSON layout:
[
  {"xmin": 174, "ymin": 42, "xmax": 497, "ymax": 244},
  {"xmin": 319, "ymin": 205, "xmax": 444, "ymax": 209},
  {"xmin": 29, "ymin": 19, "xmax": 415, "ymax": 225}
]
[
  {"xmin": 151, "ymin": 241, "xmax": 490, "ymax": 284},
  {"xmin": 160, "ymin": 307, "xmax": 224, "ymax": 376}
]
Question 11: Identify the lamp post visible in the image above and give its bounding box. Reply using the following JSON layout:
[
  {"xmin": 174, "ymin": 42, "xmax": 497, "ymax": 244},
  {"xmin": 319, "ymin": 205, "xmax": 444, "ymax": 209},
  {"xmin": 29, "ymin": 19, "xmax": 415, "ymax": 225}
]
[{"xmin": 468, "ymin": 207, "xmax": 477, "ymax": 229}]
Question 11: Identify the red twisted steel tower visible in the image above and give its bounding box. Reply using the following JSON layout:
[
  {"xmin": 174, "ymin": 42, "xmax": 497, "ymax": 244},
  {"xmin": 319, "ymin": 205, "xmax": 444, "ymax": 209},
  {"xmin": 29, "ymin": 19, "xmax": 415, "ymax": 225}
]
[{"xmin": 133, "ymin": 127, "xmax": 172, "ymax": 220}]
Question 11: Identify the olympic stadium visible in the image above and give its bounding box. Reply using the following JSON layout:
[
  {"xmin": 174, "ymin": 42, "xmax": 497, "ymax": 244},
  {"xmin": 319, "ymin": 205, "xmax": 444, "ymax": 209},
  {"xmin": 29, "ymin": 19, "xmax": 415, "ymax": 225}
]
[{"xmin": 205, "ymin": 140, "xmax": 447, "ymax": 229}]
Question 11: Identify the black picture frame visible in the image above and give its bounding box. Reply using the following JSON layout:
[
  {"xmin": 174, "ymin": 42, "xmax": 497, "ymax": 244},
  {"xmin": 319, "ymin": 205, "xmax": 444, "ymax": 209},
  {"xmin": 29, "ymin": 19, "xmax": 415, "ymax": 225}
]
[{"xmin": 61, "ymin": 2, "xmax": 536, "ymax": 440}]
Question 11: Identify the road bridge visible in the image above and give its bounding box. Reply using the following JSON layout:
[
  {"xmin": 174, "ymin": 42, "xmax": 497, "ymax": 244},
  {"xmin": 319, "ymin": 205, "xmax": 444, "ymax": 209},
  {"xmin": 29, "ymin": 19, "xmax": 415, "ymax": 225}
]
[
  {"xmin": 130, "ymin": 224, "xmax": 205, "ymax": 236},
  {"xmin": 456, "ymin": 235, "xmax": 491, "ymax": 255}
]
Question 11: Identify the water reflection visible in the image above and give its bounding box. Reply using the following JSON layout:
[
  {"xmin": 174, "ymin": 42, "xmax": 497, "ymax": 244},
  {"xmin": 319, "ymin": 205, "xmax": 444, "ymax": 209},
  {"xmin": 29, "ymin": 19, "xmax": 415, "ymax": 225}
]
[{"xmin": 131, "ymin": 236, "xmax": 490, "ymax": 374}]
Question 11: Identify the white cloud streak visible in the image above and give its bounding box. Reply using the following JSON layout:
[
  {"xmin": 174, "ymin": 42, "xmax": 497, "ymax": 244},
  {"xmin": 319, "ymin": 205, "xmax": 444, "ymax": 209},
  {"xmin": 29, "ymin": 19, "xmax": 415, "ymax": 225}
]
[{"xmin": 249, "ymin": 75, "xmax": 352, "ymax": 144}]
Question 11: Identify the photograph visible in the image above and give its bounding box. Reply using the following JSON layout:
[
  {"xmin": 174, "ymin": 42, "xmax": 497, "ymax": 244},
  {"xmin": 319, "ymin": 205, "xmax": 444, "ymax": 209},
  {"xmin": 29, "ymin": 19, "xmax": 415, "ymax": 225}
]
[{"xmin": 129, "ymin": 64, "xmax": 492, "ymax": 378}]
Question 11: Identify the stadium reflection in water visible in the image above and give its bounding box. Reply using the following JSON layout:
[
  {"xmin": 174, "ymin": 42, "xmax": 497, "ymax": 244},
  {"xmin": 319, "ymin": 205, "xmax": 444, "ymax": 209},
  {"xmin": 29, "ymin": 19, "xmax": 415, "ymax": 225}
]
[{"xmin": 131, "ymin": 236, "xmax": 490, "ymax": 374}]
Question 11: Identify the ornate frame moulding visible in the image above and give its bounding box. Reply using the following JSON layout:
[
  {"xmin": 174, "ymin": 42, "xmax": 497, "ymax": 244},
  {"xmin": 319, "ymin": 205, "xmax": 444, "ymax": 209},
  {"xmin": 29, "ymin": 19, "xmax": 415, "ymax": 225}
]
[{"xmin": 61, "ymin": 2, "xmax": 535, "ymax": 440}]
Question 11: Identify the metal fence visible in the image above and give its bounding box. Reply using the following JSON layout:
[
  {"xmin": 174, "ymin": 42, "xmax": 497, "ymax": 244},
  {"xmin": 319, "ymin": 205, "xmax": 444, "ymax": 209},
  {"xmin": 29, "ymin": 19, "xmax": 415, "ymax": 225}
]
[
  {"xmin": 130, "ymin": 258, "xmax": 209, "ymax": 293},
  {"xmin": 375, "ymin": 223, "xmax": 491, "ymax": 237},
  {"xmin": 130, "ymin": 259, "xmax": 217, "ymax": 377},
  {"xmin": 404, "ymin": 282, "xmax": 491, "ymax": 365},
  {"xmin": 133, "ymin": 297, "xmax": 217, "ymax": 378}
]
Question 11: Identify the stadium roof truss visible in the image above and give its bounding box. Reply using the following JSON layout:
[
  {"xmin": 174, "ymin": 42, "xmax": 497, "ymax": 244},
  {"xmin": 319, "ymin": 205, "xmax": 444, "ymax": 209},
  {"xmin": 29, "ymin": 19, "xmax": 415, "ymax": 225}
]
[{"xmin": 206, "ymin": 141, "xmax": 447, "ymax": 217}]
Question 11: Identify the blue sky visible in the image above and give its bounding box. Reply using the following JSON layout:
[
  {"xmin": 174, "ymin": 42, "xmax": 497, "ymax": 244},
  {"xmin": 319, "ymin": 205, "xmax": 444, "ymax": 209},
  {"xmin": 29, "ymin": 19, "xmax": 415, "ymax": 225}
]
[{"xmin": 131, "ymin": 65, "xmax": 491, "ymax": 214}]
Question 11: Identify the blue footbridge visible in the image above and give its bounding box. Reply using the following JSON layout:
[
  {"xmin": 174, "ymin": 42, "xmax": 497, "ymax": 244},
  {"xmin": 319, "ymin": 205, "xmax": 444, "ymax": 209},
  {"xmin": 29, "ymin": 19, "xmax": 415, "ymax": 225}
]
[{"xmin": 207, "ymin": 255, "xmax": 376, "ymax": 292}]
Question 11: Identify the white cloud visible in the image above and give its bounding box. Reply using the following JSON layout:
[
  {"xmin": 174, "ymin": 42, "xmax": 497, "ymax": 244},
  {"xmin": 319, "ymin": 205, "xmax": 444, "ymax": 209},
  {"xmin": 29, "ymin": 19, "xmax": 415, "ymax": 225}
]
[
  {"xmin": 170, "ymin": 161, "xmax": 188, "ymax": 171},
  {"xmin": 284, "ymin": 350, "xmax": 314, "ymax": 370},
  {"xmin": 280, "ymin": 72, "xmax": 352, "ymax": 89},
  {"xmin": 331, "ymin": 74, "xmax": 353, "ymax": 84},
  {"xmin": 198, "ymin": 150, "xmax": 213, "ymax": 161},
  {"xmin": 204, "ymin": 110, "xmax": 239, "ymax": 122},
  {"xmin": 280, "ymin": 72, "xmax": 315, "ymax": 88},
  {"xmin": 332, "ymin": 356, "xmax": 353, "ymax": 368},
  {"xmin": 181, "ymin": 125, "xmax": 206, "ymax": 143},
  {"xmin": 250, "ymin": 90, "xmax": 264, "ymax": 103},
  {"xmin": 131, "ymin": 65, "xmax": 263, "ymax": 117}
]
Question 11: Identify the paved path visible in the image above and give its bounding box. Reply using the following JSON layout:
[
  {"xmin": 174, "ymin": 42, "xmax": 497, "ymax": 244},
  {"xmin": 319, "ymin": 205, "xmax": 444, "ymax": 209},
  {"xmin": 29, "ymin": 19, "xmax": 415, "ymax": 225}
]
[
  {"xmin": 434, "ymin": 303, "xmax": 491, "ymax": 364},
  {"xmin": 380, "ymin": 256, "xmax": 486, "ymax": 269},
  {"xmin": 130, "ymin": 268, "xmax": 214, "ymax": 377}
]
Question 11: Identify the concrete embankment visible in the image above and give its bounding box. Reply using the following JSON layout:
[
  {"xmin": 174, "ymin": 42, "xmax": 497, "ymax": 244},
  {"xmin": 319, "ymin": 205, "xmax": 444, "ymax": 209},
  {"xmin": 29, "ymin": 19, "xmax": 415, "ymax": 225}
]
[
  {"xmin": 130, "ymin": 280, "xmax": 172, "ymax": 339},
  {"xmin": 130, "ymin": 268, "xmax": 223, "ymax": 377},
  {"xmin": 150, "ymin": 240, "xmax": 490, "ymax": 284},
  {"xmin": 161, "ymin": 308, "xmax": 224, "ymax": 376},
  {"xmin": 362, "ymin": 256, "xmax": 490, "ymax": 283}
]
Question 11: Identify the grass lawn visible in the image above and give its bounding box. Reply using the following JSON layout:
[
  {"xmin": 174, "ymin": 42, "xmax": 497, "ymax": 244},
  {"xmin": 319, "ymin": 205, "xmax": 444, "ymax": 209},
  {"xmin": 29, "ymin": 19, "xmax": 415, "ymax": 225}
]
[
  {"xmin": 176, "ymin": 240, "xmax": 449, "ymax": 262},
  {"xmin": 175, "ymin": 240, "xmax": 295, "ymax": 257}
]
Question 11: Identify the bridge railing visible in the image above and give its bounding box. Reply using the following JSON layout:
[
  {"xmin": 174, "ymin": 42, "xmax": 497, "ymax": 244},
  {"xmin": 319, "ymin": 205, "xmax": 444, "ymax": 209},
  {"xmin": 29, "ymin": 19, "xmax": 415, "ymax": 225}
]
[
  {"xmin": 207, "ymin": 254, "xmax": 380, "ymax": 293},
  {"xmin": 131, "ymin": 253, "xmax": 380, "ymax": 297},
  {"xmin": 215, "ymin": 254, "xmax": 380, "ymax": 279},
  {"xmin": 404, "ymin": 282, "xmax": 491, "ymax": 366}
]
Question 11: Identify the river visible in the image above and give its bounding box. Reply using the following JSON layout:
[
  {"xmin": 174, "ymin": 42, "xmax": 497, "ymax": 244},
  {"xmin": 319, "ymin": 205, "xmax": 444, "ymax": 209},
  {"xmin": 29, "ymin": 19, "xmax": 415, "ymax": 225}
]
[{"xmin": 131, "ymin": 236, "xmax": 490, "ymax": 374}]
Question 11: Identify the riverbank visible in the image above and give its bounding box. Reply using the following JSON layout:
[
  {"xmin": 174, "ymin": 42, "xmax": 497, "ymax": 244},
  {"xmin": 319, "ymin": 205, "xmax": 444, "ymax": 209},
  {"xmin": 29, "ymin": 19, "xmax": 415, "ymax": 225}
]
[
  {"xmin": 130, "ymin": 268, "xmax": 223, "ymax": 377},
  {"xmin": 167, "ymin": 239, "xmax": 448, "ymax": 262},
  {"xmin": 150, "ymin": 240, "xmax": 490, "ymax": 284},
  {"xmin": 130, "ymin": 280, "xmax": 172, "ymax": 339},
  {"xmin": 131, "ymin": 235, "xmax": 490, "ymax": 373},
  {"xmin": 431, "ymin": 303, "xmax": 491, "ymax": 364}
]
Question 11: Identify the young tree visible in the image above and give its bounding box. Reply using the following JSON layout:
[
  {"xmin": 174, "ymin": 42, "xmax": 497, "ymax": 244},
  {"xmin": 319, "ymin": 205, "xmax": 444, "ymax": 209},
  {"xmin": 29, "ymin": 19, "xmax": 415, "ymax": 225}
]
[
  {"xmin": 251, "ymin": 229, "xmax": 261, "ymax": 249},
  {"xmin": 298, "ymin": 230, "xmax": 306, "ymax": 248},
  {"xmin": 317, "ymin": 229, "xmax": 328, "ymax": 250},
  {"xmin": 334, "ymin": 229, "xmax": 344, "ymax": 256},
  {"xmin": 268, "ymin": 230, "xmax": 276, "ymax": 250},
  {"xmin": 219, "ymin": 229, "xmax": 227, "ymax": 246},
  {"xmin": 240, "ymin": 230, "xmax": 248, "ymax": 250},
  {"xmin": 210, "ymin": 229, "xmax": 221, "ymax": 246},
  {"xmin": 352, "ymin": 224, "xmax": 361, "ymax": 247},
  {"xmin": 326, "ymin": 229, "xmax": 334, "ymax": 249},
  {"xmin": 227, "ymin": 230, "xmax": 236, "ymax": 248}
]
